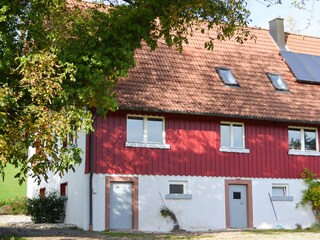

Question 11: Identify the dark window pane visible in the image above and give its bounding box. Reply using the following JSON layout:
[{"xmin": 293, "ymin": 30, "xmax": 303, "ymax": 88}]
[
  {"xmin": 147, "ymin": 118, "xmax": 163, "ymax": 143},
  {"xmin": 169, "ymin": 184, "xmax": 184, "ymax": 194},
  {"xmin": 233, "ymin": 192, "xmax": 241, "ymax": 199},
  {"xmin": 60, "ymin": 183, "xmax": 68, "ymax": 196},
  {"xmin": 304, "ymin": 130, "xmax": 316, "ymax": 151},
  {"xmin": 288, "ymin": 129, "xmax": 301, "ymax": 150},
  {"xmin": 127, "ymin": 117, "xmax": 144, "ymax": 142}
]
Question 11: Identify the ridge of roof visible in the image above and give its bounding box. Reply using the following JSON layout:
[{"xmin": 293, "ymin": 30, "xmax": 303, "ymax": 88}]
[{"xmin": 285, "ymin": 31, "xmax": 320, "ymax": 40}]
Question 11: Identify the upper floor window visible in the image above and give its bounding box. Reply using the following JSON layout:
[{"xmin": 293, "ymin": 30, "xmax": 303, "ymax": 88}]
[
  {"xmin": 288, "ymin": 127, "xmax": 320, "ymax": 156},
  {"xmin": 267, "ymin": 73, "xmax": 288, "ymax": 91},
  {"xmin": 220, "ymin": 122, "xmax": 249, "ymax": 153},
  {"xmin": 216, "ymin": 67, "xmax": 239, "ymax": 86},
  {"xmin": 126, "ymin": 115, "xmax": 170, "ymax": 149}
]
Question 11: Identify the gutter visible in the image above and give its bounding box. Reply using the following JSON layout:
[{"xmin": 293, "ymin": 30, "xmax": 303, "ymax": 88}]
[
  {"xmin": 118, "ymin": 106, "xmax": 320, "ymax": 125},
  {"xmin": 89, "ymin": 111, "xmax": 96, "ymax": 231}
]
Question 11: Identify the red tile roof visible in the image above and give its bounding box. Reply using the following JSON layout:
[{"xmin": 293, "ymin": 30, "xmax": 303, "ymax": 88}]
[
  {"xmin": 285, "ymin": 33, "xmax": 320, "ymax": 55},
  {"xmin": 116, "ymin": 28, "xmax": 320, "ymax": 123}
]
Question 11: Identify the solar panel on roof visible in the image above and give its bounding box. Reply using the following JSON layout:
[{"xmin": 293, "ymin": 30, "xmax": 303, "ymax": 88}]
[{"xmin": 280, "ymin": 51, "xmax": 320, "ymax": 83}]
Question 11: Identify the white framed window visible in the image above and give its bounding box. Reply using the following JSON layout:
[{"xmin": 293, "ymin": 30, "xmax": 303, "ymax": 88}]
[
  {"xmin": 126, "ymin": 115, "xmax": 170, "ymax": 149},
  {"xmin": 165, "ymin": 180, "xmax": 192, "ymax": 200},
  {"xmin": 288, "ymin": 127, "xmax": 320, "ymax": 156},
  {"xmin": 215, "ymin": 67, "xmax": 239, "ymax": 86},
  {"xmin": 271, "ymin": 184, "xmax": 293, "ymax": 201},
  {"xmin": 220, "ymin": 122, "xmax": 249, "ymax": 153}
]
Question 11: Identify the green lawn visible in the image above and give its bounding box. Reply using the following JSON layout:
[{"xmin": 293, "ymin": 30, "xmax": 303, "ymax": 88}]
[{"xmin": 0, "ymin": 164, "xmax": 26, "ymax": 201}]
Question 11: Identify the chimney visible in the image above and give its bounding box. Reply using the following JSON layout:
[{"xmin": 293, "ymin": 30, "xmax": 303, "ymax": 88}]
[{"xmin": 269, "ymin": 18, "xmax": 286, "ymax": 51}]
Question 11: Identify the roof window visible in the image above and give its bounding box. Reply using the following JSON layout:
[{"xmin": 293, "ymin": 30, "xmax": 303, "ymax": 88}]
[
  {"xmin": 216, "ymin": 67, "xmax": 239, "ymax": 86},
  {"xmin": 267, "ymin": 73, "xmax": 288, "ymax": 91}
]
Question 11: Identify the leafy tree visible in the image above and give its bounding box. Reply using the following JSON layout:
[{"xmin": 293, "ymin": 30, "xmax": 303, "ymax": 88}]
[{"xmin": 0, "ymin": 0, "xmax": 252, "ymax": 183}]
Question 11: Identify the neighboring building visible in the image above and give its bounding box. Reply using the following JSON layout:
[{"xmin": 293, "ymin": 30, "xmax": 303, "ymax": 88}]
[{"xmin": 28, "ymin": 18, "xmax": 320, "ymax": 231}]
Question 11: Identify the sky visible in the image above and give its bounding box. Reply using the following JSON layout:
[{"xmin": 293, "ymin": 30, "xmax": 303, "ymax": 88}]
[
  {"xmin": 88, "ymin": 0, "xmax": 320, "ymax": 37},
  {"xmin": 248, "ymin": 0, "xmax": 320, "ymax": 37}
]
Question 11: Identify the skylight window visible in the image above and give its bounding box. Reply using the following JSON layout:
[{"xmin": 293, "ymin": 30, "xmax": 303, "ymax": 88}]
[
  {"xmin": 267, "ymin": 73, "xmax": 288, "ymax": 91},
  {"xmin": 216, "ymin": 67, "xmax": 239, "ymax": 86}
]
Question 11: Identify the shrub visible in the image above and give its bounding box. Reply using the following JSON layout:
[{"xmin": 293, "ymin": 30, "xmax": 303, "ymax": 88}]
[
  {"xmin": 160, "ymin": 205, "xmax": 180, "ymax": 231},
  {"xmin": 310, "ymin": 223, "xmax": 320, "ymax": 231},
  {"xmin": 0, "ymin": 196, "xmax": 27, "ymax": 215},
  {"xmin": 26, "ymin": 191, "xmax": 67, "ymax": 223},
  {"xmin": 7, "ymin": 196, "xmax": 27, "ymax": 215},
  {"xmin": 299, "ymin": 168, "xmax": 320, "ymax": 221}
]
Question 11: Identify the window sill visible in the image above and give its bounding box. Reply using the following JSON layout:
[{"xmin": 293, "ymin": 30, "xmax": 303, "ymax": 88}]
[
  {"xmin": 219, "ymin": 147, "xmax": 250, "ymax": 154},
  {"xmin": 165, "ymin": 194, "xmax": 192, "ymax": 200},
  {"xmin": 125, "ymin": 142, "xmax": 170, "ymax": 149},
  {"xmin": 288, "ymin": 150, "xmax": 320, "ymax": 156},
  {"xmin": 271, "ymin": 196, "xmax": 294, "ymax": 201}
]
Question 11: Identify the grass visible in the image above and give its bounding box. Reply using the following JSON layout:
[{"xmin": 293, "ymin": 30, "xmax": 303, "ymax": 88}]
[
  {"xmin": 103, "ymin": 231, "xmax": 220, "ymax": 239},
  {"xmin": 0, "ymin": 164, "xmax": 26, "ymax": 202},
  {"xmin": 0, "ymin": 237, "xmax": 26, "ymax": 240},
  {"xmin": 244, "ymin": 228, "xmax": 320, "ymax": 234},
  {"xmin": 102, "ymin": 229, "xmax": 320, "ymax": 240},
  {"xmin": 103, "ymin": 231, "xmax": 149, "ymax": 238}
]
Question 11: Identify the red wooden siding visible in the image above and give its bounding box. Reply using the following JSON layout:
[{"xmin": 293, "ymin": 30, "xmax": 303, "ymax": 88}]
[{"xmin": 89, "ymin": 110, "xmax": 320, "ymax": 178}]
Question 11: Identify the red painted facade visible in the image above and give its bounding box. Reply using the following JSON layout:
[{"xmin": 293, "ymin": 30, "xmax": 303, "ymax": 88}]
[{"xmin": 86, "ymin": 110, "xmax": 320, "ymax": 179}]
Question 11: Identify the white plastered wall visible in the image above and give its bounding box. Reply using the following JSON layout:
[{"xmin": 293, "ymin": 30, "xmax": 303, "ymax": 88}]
[
  {"xmin": 252, "ymin": 178, "xmax": 314, "ymax": 229},
  {"xmin": 27, "ymin": 132, "xmax": 90, "ymax": 230},
  {"xmin": 88, "ymin": 174, "xmax": 316, "ymax": 232}
]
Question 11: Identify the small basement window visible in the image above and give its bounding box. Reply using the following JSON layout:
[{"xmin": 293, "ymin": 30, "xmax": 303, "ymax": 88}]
[
  {"xmin": 165, "ymin": 181, "xmax": 192, "ymax": 200},
  {"xmin": 272, "ymin": 185, "xmax": 287, "ymax": 197},
  {"xmin": 169, "ymin": 183, "xmax": 185, "ymax": 194},
  {"xmin": 271, "ymin": 184, "xmax": 293, "ymax": 201},
  {"xmin": 267, "ymin": 73, "xmax": 288, "ymax": 91},
  {"xmin": 216, "ymin": 67, "xmax": 239, "ymax": 86}
]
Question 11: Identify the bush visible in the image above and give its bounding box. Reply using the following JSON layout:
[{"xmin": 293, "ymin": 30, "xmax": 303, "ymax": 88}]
[
  {"xmin": 0, "ymin": 196, "xmax": 27, "ymax": 215},
  {"xmin": 299, "ymin": 168, "xmax": 320, "ymax": 222},
  {"xmin": 160, "ymin": 205, "xmax": 180, "ymax": 231},
  {"xmin": 7, "ymin": 196, "xmax": 28, "ymax": 215},
  {"xmin": 26, "ymin": 192, "xmax": 67, "ymax": 223}
]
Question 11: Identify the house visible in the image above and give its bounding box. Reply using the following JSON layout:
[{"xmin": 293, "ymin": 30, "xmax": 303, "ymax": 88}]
[{"xmin": 27, "ymin": 18, "xmax": 320, "ymax": 231}]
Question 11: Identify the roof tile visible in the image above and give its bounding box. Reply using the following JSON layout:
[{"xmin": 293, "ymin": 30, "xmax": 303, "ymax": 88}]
[{"xmin": 116, "ymin": 28, "xmax": 320, "ymax": 123}]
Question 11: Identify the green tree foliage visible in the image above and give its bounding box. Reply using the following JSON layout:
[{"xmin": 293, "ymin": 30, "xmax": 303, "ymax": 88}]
[{"xmin": 0, "ymin": 0, "xmax": 251, "ymax": 183}]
